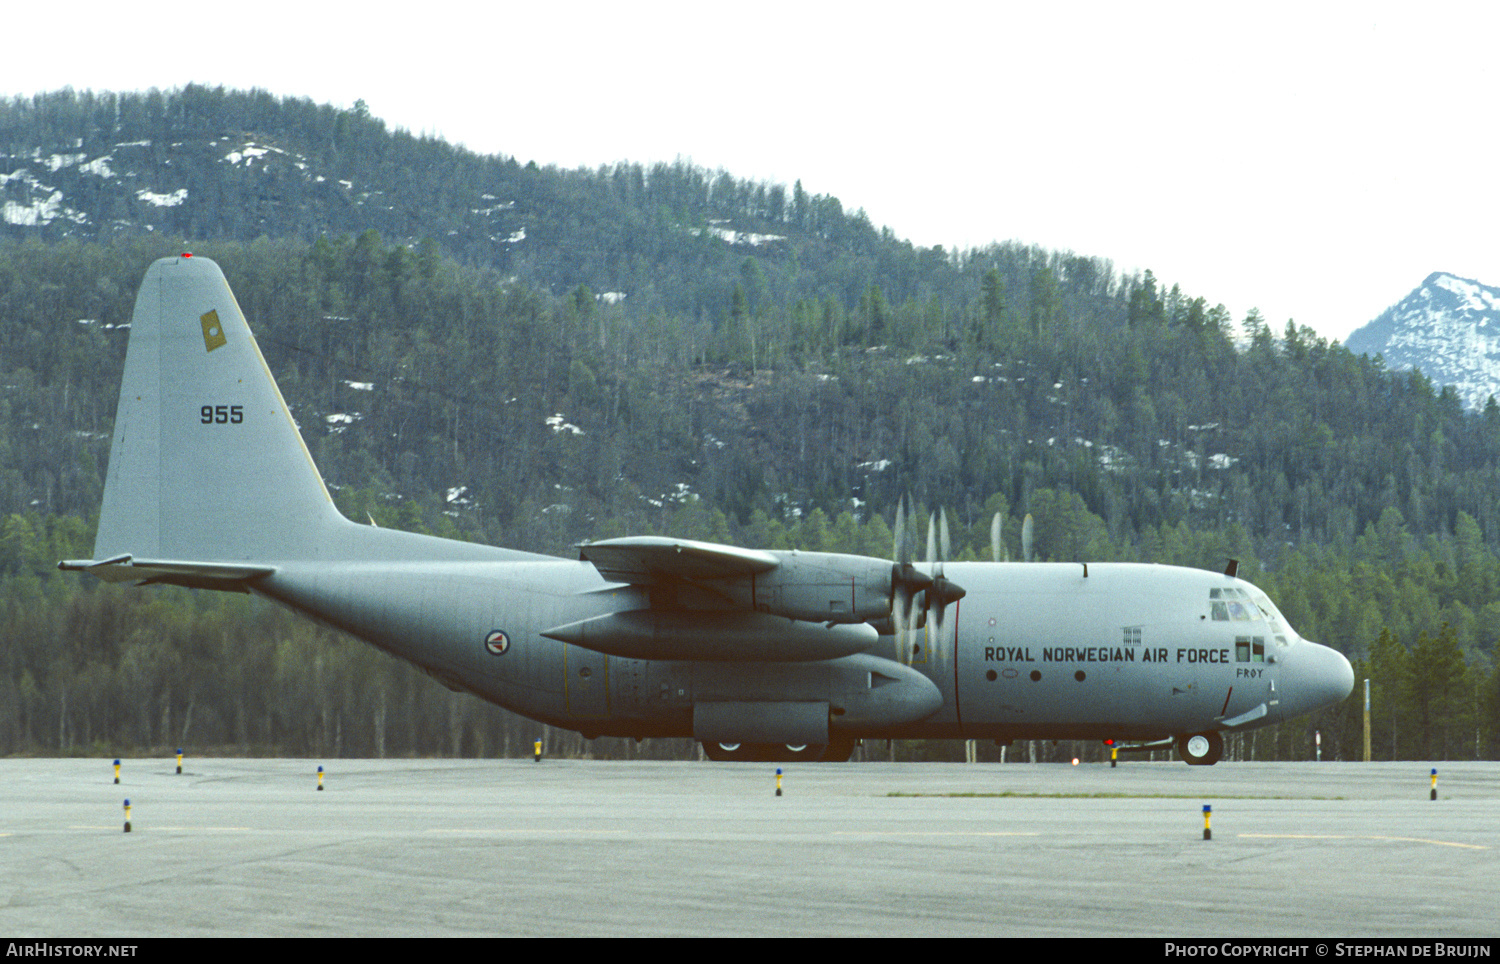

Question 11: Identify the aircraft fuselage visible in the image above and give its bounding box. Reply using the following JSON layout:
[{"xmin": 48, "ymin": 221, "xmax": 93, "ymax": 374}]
[{"xmin": 254, "ymin": 533, "xmax": 1348, "ymax": 748}]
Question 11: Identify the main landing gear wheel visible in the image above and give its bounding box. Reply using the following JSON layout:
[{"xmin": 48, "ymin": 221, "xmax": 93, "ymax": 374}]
[
  {"xmin": 700, "ymin": 742, "xmax": 831, "ymax": 762},
  {"xmin": 1177, "ymin": 731, "xmax": 1223, "ymax": 766}
]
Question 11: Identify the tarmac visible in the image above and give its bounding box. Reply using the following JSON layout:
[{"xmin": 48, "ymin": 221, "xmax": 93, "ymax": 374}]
[{"xmin": 1, "ymin": 757, "xmax": 1497, "ymax": 938}]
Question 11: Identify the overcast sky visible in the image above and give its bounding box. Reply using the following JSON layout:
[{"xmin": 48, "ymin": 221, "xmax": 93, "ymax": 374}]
[{"xmin": 6, "ymin": 1, "xmax": 1496, "ymax": 342}]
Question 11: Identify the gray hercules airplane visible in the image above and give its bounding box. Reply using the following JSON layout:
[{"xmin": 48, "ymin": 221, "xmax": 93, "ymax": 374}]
[{"xmin": 62, "ymin": 255, "xmax": 1355, "ymax": 764}]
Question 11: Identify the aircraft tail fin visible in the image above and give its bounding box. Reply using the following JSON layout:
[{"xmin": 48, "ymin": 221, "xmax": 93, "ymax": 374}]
[{"xmin": 92, "ymin": 254, "xmax": 343, "ymax": 564}]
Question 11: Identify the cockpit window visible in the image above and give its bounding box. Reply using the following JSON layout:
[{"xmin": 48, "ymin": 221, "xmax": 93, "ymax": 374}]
[
  {"xmin": 1211, "ymin": 584, "xmax": 1298, "ymax": 645},
  {"xmin": 1212, "ymin": 587, "xmax": 1296, "ymax": 647},
  {"xmin": 1248, "ymin": 588, "xmax": 1290, "ymax": 639},
  {"xmin": 1210, "ymin": 587, "xmax": 1258, "ymax": 621}
]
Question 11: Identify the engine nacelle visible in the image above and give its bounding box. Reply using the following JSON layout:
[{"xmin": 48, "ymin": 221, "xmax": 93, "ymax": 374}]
[
  {"xmin": 541, "ymin": 609, "xmax": 880, "ymax": 661},
  {"xmin": 720, "ymin": 551, "xmax": 894, "ymax": 624},
  {"xmin": 577, "ymin": 537, "xmax": 916, "ymax": 626}
]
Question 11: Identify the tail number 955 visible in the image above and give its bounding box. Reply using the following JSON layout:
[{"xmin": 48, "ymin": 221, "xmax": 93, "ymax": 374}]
[{"xmin": 201, "ymin": 404, "xmax": 244, "ymax": 424}]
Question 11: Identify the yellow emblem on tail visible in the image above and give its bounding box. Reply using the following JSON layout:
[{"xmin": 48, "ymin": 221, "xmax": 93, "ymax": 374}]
[{"xmin": 200, "ymin": 310, "xmax": 227, "ymax": 352}]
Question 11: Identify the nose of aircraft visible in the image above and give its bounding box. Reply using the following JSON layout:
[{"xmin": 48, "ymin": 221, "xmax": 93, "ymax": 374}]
[{"xmin": 1283, "ymin": 639, "xmax": 1355, "ymax": 717}]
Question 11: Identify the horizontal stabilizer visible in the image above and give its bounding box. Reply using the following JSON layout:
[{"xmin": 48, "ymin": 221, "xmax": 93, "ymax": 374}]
[{"xmin": 60, "ymin": 555, "xmax": 275, "ymax": 592}]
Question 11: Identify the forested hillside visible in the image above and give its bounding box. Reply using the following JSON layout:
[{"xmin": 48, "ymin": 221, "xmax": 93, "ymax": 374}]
[{"xmin": 1, "ymin": 88, "xmax": 1496, "ymax": 761}]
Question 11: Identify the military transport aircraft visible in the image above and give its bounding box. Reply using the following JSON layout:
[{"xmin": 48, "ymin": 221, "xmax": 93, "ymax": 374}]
[{"xmin": 61, "ymin": 255, "xmax": 1355, "ymax": 764}]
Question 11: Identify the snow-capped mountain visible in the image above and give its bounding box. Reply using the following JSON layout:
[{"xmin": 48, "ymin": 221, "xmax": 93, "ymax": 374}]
[{"xmin": 1345, "ymin": 272, "xmax": 1500, "ymax": 410}]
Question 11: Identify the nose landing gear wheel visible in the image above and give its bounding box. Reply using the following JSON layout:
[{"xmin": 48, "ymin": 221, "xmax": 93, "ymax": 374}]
[{"xmin": 1177, "ymin": 731, "xmax": 1223, "ymax": 766}]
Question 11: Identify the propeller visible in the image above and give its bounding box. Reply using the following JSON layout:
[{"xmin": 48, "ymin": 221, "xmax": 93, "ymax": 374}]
[
  {"xmin": 1021, "ymin": 512, "xmax": 1035, "ymax": 563},
  {"xmin": 923, "ymin": 508, "xmax": 966, "ymax": 662},
  {"xmin": 889, "ymin": 495, "xmax": 930, "ymax": 664},
  {"xmin": 990, "ymin": 511, "xmax": 1004, "ymax": 562}
]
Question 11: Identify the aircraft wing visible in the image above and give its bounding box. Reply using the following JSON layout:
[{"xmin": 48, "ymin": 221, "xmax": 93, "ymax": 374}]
[
  {"xmin": 563, "ymin": 537, "xmax": 894, "ymax": 662},
  {"xmin": 578, "ymin": 536, "xmax": 778, "ymax": 586}
]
